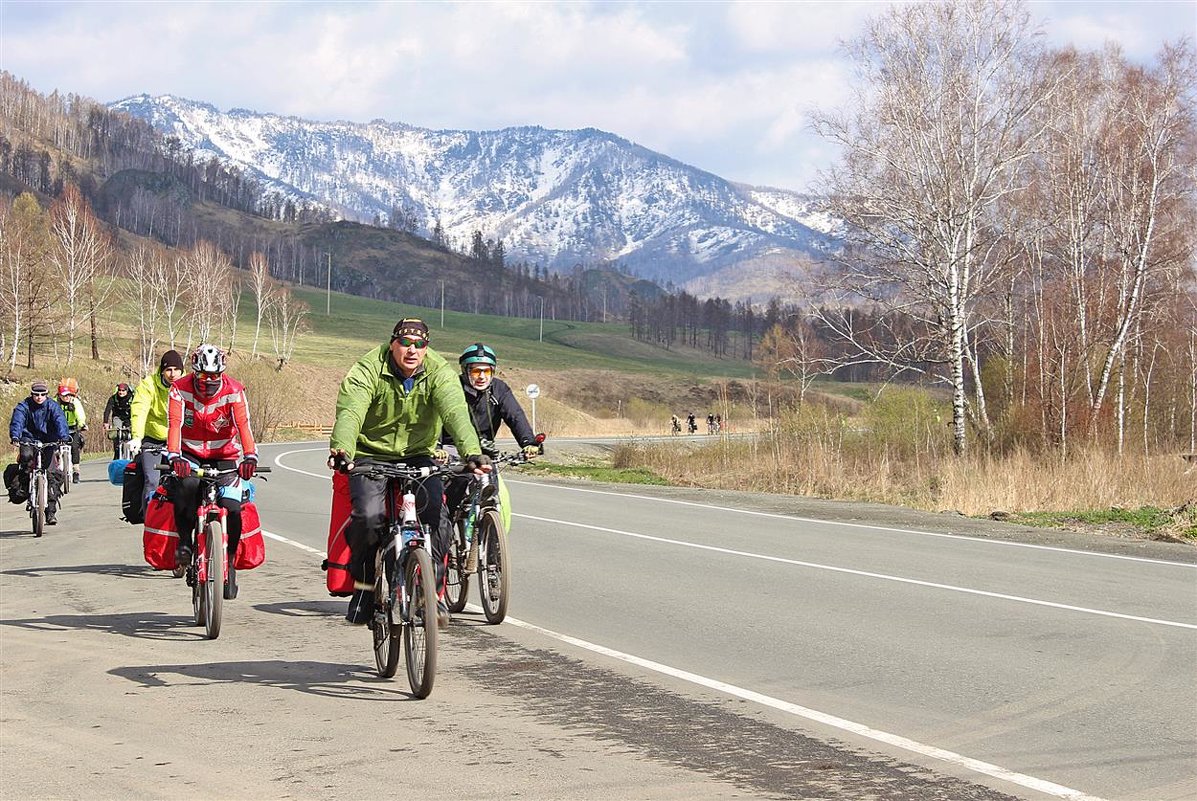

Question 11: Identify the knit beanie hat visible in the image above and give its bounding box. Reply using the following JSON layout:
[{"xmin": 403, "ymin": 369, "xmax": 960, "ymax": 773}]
[{"xmin": 159, "ymin": 350, "xmax": 184, "ymax": 372}]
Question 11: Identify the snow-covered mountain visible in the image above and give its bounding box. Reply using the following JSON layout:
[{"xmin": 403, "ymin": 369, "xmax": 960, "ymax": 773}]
[{"xmin": 110, "ymin": 94, "xmax": 836, "ymax": 290}]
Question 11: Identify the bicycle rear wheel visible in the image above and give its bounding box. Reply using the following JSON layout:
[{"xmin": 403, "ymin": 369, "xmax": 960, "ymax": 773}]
[
  {"xmin": 373, "ymin": 547, "xmax": 400, "ymax": 678},
  {"xmin": 58, "ymin": 446, "xmax": 71, "ymax": 495},
  {"xmin": 202, "ymin": 519, "xmax": 224, "ymax": 639},
  {"xmin": 403, "ymin": 546, "xmax": 437, "ymax": 698},
  {"xmin": 478, "ymin": 509, "xmax": 510, "ymax": 624},
  {"xmin": 444, "ymin": 520, "xmax": 470, "ymax": 614},
  {"xmin": 30, "ymin": 473, "xmax": 45, "ymax": 538}
]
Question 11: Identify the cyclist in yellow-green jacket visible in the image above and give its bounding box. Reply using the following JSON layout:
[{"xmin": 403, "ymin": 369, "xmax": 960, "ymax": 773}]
[
  {"xmin": 128, "ymin": 349, "xmax": 185, "ymax": 515},
  {"xmin": 329, "ymin": 318, "xmax": 489, "ymax": 627}
]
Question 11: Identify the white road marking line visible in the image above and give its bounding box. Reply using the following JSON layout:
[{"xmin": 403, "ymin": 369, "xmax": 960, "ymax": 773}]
[
  {"xmin": 506, "ymin": 480, "xmax": 1197, "ymax": 568},
  {"xmin": 265, "ymin": 448, "xmax": 1111, "ymax": 799},
  {"xmin": 262, "ymin": 529, "xmax": 323, "ymax": 555},
  {"xmin": 516, "ymin": 512, "xmax": 1197, "ymax": 631},
  {"xmin": 502, "ymin": 615, "xmax": 1108, "ymax": 801}
]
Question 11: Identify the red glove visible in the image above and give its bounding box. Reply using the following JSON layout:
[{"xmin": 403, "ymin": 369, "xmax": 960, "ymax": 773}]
[
  {"xmin": 237, "ymin": 456, "xmax": 257, "ymax": 481},
  {"xmin": 170, "ymin": 457, "xmax": 192, "ymax": 478}
]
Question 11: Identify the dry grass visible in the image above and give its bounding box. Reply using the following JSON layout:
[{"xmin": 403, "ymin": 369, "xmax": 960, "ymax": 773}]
[{"xmin": 612, "ymin": 430, "xmax": 1195, "ymax": 523}]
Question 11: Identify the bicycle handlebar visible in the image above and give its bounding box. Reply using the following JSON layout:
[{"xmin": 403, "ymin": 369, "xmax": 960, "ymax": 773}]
[
  {"xmin": 347, "ymin": 461, "xmax": 469, "ymax": 481},
  {"xmin": 156, "ymin": 460, "xmax": 272, "ymax": 478}
]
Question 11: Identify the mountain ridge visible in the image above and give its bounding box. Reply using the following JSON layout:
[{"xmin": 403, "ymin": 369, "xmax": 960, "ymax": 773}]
[{"xmin": 111, "ymin": 93, "xmax": 836, "ymax": 297}]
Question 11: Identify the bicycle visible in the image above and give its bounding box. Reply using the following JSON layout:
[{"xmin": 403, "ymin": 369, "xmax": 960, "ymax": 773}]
[
  {"xmin": 17, "ymin": 439, "xmax": 60, "ymax": 537},
  {"xmin": 344, "ymin": 460, "xmax": 465, "ymax": 696},
  {"xmin": 108, "ymin": 422, "xmax": 133, "ymax": 461},
  {"xmin": 444, "ymin": 446, "xmax": 538, "ymax": 624},
  {"xmin": 158, "ymin": 460, "xmax": 271, "ymax": 640}
]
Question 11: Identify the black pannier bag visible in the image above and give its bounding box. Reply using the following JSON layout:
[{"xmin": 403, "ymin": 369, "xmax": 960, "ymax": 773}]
[
  {"xmin": 121, "ymin": 459, "xmax": 146, "ymax": 524},
  {"xmin": 4, "ymin": 463, "xmax": 27, "ymax": 504}
]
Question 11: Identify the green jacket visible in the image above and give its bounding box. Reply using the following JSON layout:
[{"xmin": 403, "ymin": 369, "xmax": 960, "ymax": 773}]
[
  {"xmin": 130, "ymin": 371, "xmax": 172, "ymax": 442},
  {"xmin": 60, "ymin": 397, "xmax": 87, "ymax": 430},
  {"xmin": 331, "ymin": 345, "xmax": 482, "ymax": 460}
]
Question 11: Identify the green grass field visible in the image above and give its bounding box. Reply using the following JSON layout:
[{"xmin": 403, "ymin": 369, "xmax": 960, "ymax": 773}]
[{"xmin": 289, "ymin": 285, "xmax": 764, "ymax": 379}]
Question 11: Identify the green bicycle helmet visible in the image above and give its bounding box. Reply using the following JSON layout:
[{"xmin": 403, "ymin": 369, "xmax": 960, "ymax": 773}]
[{"xmin": 459, "ymin": 343, "xmax": 497, "ymax": 369}]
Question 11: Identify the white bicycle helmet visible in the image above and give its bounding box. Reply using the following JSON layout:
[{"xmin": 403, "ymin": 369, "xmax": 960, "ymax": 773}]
[{"xmin": 191, "ymin": 344, "xmax": 226, "ymax": 375}]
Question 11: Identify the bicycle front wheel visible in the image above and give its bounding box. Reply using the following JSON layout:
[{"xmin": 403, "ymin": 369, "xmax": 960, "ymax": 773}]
[
  {"xmin": 202, "ymin": 519, "xmax": 224, "ymax": 639},
  {"xmin": 477, "ymin": 509, "xmax": 510, "ymax": 624},
  {"xmin": 444, "ymin": 520, "xmax": 470, "ymax": 614},
  {"xmin": 403, "ymin": 546, "xmax": 438, "ymax": 698},
  {"xmin": 30, "ymin": 473, "xmax": 45, "ymax": 537}
]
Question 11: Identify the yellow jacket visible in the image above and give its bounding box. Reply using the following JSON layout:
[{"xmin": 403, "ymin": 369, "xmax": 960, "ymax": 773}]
[{"xmin": 130, "ymin": 371, "xmax": 173, "ymax": 442}]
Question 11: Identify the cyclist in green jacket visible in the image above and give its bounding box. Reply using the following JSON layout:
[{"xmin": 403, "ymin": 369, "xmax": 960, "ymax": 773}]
[
  {"xmin": 329, "ymin": 318, "xmax": 490, "ymax": 627},
  {"xmin": 128, "ymin": 349, "xmax": 185, "ymax": 515}
]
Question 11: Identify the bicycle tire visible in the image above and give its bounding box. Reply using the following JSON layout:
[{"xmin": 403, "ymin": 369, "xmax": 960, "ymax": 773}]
[
  {"xmin": 373, "ymin": 547, "xmax": 400, "ymax": 678},
  {"xmin": 444, "ymin": 520, "xmax": 470, "ymax": 614},
  {"xmin": 403, "ymin": 546, "xmax": 437, "ymax": 698},
  {"xmin": 192, "ymin": 569, "xmax": 204, "ymax": 626},
  {"xmin": 203, "ymin": 519, "xmax": 223, "ymax": 639},
  {"xmin": 478, "ymin": 509, "xmax": 510, "ymax": 624},
  {"xmin": 30, "ymin": 473, "xmax": 45, "ymax": 538},
  {"xmin": 58, "ymin": 445, "xmax": 71, "ymax": 495}
]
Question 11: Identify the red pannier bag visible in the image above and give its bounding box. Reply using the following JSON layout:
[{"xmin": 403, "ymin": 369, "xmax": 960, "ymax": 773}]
[
  {"xmin": 235, "ymin": 501, "xmax": 266, "ymax": 570},
  {"xmin": 143, "ymin": 492, "xmax": 179, "ymax": 571},
  {"xmin": 322, "ymin": 470, "xmax": 354, "ymax": 596}
]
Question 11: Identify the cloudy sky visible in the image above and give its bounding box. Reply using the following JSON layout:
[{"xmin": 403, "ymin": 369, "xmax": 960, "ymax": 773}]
[{"xmin": 1, "ymin": 1, "xmax": 1193, "ymax": 193}]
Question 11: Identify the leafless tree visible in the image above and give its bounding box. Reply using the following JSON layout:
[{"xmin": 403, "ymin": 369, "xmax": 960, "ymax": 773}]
[
  {"xmin": 47, "ymin": 184, "xmax": 112, "ymax": 364},
  {"xmin": 247, "ymin": 251, "xmax": 273, "ymax": 357},
  {"xmin": 267, "ymin": 286, "xmax": 308, "ymax": 370},
  {"xmin": 810, "ymin": 0, "xmax": 1057, "ymax": 454},
  {"xmin": 0, "ymin": 192, "xmax": 52, "ymax": 371}
]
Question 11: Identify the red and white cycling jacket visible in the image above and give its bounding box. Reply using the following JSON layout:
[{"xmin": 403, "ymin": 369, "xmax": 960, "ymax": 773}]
[{"xmin": 166, "ymin": 374, "xmax": 257, "ymax": 462}]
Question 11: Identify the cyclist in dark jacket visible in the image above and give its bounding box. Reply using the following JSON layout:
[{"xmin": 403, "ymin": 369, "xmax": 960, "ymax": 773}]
[
  {"xmin": 103, "ymin": 382, "xmax": 134, "ymax": 459},
  {"xmin": 7, "ymin": 379, "xmax": 69, "ymax": 523},
  {"xmin": 440, "ymin": 343, "xmax": 540, "ymax": 517}
]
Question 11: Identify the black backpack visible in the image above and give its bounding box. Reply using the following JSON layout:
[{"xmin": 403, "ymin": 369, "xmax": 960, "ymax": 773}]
[{"xmin": 121, "ymin": 460, "xmax": 146, "ymax": 524}]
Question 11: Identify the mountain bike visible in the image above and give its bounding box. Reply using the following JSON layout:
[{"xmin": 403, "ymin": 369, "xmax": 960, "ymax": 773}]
[
  {"xmin": 444, "ymin": 446, "xmax": 538, "ymax": 624},
  {"xmin": 346, "ymin": 460, "xmax": 465, "ymax": 696},
  {"xmin": 17, "ymin": 440, "xmax": 60, "ymax": 537},
  {"xmin": 160, "ymin": 460, "xmax": 271, "ymax": 640}
]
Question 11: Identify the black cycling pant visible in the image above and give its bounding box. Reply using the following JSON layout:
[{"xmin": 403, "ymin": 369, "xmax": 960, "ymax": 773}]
[
  {"xmin": 68, "ymin": 430, "xmax": 84, "ymax": 467},
  {"xmin": 347, "ymin": 455, "xmax": 448, "ymax": 591}
]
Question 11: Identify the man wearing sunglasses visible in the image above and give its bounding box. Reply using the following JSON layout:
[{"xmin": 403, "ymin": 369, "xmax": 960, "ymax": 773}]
[
  {"xmin": 440, "ymin": 342, "xmax": 541, "ymax": 519},
  {"xmin": 7, "ymin": 380, "xmax": 70, "ymax": 524},
  {"xmin": 329, "ymin": 317, "xmax": 490, "ymax": 626}
]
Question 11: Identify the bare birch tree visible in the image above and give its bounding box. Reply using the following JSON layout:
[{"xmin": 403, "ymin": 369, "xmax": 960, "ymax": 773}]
[
  {"xmin": 0, "ymin": 192, "xmax": 52, "ymax": 370},
  {"xmin": 267, "ymin": 286, "xmax": 308, "ymax": 370},
  {"xmin": 810, "ymin": 0, "xmax": 1056, "ymax": 454},
  {"xmin": 247, "ymin": 251, "xmax": 272, "ymax": 357},
  {"xmin": 47, "ymin": 184, "xmax": 111, "ymax": 364}
]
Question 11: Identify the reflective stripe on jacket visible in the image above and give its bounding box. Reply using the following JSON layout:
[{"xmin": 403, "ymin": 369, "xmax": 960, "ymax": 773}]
[{"xmin": 166, "ymin": 374, "xmax": 257, "ymax": 461}]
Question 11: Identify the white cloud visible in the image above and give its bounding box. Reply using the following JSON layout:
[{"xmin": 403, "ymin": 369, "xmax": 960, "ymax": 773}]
[{"xmin": 0, "ymin": 0, "xmax": 1191, "ymax": 193}]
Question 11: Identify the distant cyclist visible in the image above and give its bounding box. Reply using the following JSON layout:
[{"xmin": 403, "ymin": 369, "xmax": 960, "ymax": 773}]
[
  {"xmin": 103, "ymin": 382, "xmax": 134, "ymax": 459},
  {"xmin": 128, "ymin": 349, "xmax": 185, "ymax": 516},
  {"xmin": 56, "ymin": 378, "xmax": 87, "ymax": 484},
  {"xmin": 8, "ymin": 380, "xmax": 69, "ymax": 525}
]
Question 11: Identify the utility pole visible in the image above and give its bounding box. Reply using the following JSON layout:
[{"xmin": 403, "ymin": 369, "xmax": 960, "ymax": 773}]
[
  {"xmin": 440, "ymin": 279, "xmax": 445, "ymax": 328},
  {"xmin": 325, "ymin": 252, "xmax": 332, "ymax": 316},
  {"xmin": 539, "ymin": 296, "xmax": 545, "ymax": 343}
]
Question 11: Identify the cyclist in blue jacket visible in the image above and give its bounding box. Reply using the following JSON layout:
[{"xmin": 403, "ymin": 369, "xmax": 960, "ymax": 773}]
[{"xmin": 7, "ymin": 379, "xmax": 70, "ymax": 524}]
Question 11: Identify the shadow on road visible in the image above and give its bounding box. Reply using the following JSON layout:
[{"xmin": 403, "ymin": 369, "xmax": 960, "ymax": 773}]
[
  {"xmin": 0, "ymin": 610, "xmax": 206, "ymax": 641},
  {"xmin": 1, "ymin": 562, "xmax": 161, "ymax": 580},
  {"xmin": 108, "ymin": 659, "xmax": 421, "ymax": 701},
  {"xmin": 250, "ymin": 599, "xmax": 347, "ymax": 618}
]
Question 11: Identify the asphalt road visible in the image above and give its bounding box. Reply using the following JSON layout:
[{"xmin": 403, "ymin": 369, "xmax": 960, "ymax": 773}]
[{"xmin": 1, "ymin": 439, "xmax": 1194, "ymax": 800}]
